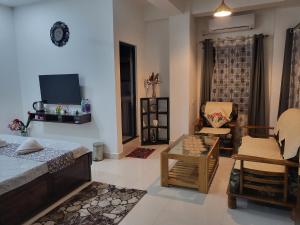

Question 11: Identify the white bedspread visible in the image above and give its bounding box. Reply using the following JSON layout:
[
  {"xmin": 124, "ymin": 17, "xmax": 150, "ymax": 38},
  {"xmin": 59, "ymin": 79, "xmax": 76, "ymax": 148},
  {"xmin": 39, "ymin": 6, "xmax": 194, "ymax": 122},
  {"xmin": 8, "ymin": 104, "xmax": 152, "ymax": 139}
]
[
  {"xmin": 0, "ymin": 135, "xmax": 90, "ymax": 195},
  {"xmin": 0, "ymin": 155, "xmax": 47, "ymax": 195}
]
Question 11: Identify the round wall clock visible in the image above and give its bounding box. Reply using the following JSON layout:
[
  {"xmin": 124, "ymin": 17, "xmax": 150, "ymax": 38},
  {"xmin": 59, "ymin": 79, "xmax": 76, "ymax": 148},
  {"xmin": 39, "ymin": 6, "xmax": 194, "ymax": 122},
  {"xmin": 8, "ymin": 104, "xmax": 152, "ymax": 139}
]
[{"xmin": 50, "ymin": 21, "xmax": 70, "ymax": 47}]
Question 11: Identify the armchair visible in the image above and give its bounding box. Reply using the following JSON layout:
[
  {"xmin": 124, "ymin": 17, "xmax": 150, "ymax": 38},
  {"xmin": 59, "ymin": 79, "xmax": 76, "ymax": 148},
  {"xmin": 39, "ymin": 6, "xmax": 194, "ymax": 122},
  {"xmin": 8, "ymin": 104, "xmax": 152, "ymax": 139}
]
[{"xmin": 194, "ymin": 102, "xmax": 238, "ymax": 155}]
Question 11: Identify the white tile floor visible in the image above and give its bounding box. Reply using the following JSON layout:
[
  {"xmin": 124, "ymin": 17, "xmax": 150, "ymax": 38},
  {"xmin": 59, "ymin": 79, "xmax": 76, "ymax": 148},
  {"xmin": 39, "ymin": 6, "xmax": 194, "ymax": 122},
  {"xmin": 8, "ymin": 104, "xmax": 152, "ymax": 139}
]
[{"xmin": 25, "ymin": 145, "xmax": 294, "ymax": 225}]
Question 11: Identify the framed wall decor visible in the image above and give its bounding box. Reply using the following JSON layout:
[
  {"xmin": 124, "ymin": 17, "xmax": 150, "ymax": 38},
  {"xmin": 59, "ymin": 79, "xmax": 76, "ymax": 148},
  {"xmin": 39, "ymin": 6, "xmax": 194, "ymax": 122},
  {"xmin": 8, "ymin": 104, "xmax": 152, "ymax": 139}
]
[{"xmin": 50, "ymin": 21, "xmax": 70, "ymax": 47}]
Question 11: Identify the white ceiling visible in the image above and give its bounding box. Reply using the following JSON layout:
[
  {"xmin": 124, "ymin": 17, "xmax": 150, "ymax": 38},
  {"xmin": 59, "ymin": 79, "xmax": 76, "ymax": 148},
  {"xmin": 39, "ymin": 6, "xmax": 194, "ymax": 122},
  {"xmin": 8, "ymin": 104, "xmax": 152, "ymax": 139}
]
[
  {"xmin": 0, "ymin": 0, "xmax": 44, "ymax": 7},
  {"xmin": 1, "ymin": 0, "xmax": 299, "ymax": 11},
  {"xmin": 191, "ymin": 0, "xmax": 300, "ymax": 16}
]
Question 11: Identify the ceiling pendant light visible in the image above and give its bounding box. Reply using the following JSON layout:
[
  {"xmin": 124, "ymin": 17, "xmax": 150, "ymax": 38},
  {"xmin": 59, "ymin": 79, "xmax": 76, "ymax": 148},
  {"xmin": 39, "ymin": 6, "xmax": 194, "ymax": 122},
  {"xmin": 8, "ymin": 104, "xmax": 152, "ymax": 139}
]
[{"xmin": 214, "ymin": 0, "xmax": 232, "ymax": 17}]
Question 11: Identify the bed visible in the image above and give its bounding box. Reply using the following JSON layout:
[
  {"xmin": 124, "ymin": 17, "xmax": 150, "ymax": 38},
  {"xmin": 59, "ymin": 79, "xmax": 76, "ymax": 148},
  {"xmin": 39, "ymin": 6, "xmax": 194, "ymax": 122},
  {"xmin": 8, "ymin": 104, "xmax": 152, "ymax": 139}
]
[{"xmin": 0, "ymin": 135, "xmax": 92, "ymax": 225}]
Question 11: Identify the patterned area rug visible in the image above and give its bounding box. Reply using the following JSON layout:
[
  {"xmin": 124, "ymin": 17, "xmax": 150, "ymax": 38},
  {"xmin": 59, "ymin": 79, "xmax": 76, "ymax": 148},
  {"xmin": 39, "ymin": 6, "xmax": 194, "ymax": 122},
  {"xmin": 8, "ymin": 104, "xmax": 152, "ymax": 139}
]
[
  {"xmin": 126, "ymin": 147, "xmax": 155, "ymax": 159},
  {"xmin": 33, "ymin": 182, "xmax": 147, "ymax": 225}
]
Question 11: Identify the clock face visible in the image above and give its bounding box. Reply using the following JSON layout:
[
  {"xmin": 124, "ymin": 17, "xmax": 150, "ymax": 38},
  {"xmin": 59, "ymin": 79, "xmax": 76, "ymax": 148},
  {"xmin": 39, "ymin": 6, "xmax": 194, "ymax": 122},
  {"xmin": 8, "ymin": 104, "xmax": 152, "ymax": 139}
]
[
  {"xmin": 54, "ymin": 28, "xmax": 64, "ymax": 41},
  {"xmin": 50, "ymin": 21, "xmax": 69, "ymax": 47}
]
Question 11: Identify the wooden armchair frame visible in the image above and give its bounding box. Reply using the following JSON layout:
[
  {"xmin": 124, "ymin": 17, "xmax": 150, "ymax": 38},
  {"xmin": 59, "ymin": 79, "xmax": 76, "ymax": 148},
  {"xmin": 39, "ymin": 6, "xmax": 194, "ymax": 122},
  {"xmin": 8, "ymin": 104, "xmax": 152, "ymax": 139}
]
[{"xmin": 227, "ymin": 126, "xmax": 299, "ymax": 210}]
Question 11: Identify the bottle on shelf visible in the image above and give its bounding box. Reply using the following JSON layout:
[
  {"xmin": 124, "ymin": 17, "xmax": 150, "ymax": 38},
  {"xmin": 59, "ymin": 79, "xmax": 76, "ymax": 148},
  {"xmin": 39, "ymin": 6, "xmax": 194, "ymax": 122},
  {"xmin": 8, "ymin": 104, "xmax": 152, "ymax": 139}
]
[
  {"xmin": 81, "ymin": 99, "xmax": 91, "ymax": 113},
  {"xmin": 85, "ymin": 99, "xmax": 91, "ymax": 113}
]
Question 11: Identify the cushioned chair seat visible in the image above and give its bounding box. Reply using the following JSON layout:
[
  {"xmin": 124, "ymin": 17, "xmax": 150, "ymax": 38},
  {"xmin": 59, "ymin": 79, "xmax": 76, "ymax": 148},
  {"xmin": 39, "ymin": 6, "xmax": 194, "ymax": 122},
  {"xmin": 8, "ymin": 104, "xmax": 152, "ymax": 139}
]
[
  {"xmin": 234, "ymin": 136, "xmax": 284, "ymax": 173},
  {"xmin": 199, "ymin": 127, "xmax": 231, "ymax": 135}
]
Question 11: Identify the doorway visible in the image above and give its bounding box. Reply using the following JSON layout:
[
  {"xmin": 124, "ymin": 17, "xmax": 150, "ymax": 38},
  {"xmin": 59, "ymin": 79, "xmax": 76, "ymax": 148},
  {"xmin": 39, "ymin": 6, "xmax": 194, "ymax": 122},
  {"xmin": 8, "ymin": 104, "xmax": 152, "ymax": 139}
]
[{"xmin": 119, "ymin": 42, "xmax": 137, "ymax": 144}]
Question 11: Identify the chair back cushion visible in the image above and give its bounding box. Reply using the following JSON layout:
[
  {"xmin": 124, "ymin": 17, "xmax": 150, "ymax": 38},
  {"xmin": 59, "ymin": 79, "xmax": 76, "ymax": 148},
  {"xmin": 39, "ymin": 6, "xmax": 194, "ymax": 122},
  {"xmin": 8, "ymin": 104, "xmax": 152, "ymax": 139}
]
[{"xmin": 275, "ymin": 108, "xmax": 300, "ymax": 159}]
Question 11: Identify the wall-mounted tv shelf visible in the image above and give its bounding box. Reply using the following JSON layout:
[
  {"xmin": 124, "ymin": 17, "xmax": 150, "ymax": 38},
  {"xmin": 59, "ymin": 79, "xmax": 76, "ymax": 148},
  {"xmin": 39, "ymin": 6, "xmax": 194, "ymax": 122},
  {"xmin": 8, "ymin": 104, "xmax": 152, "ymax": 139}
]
[{"xmin": 28, "ymin": 112, "xmax": 91, "ymax": 124}]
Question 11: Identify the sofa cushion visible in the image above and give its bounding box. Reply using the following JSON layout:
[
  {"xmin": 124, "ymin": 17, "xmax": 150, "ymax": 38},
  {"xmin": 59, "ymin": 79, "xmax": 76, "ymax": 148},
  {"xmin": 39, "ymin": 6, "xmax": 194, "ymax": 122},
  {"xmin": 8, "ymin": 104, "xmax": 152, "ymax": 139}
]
[{"xmin": 234, "ymin": 136, "xmax": 284, "ymax": 173}]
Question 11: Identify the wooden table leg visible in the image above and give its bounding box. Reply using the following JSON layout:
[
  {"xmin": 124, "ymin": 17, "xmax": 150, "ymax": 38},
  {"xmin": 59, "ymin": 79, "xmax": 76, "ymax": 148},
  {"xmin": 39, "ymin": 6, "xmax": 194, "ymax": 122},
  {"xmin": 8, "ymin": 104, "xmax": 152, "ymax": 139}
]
[
  {"xmin": 228, "ymin": 195, "xmax": 237, "ymax": 209},
  {"xmin": 198, "ymin": 157, "xmax": 208, "ymax": 193},
  {"xmin": 161, "ymin": 152, "xmax": 169, "ymax": 186}
]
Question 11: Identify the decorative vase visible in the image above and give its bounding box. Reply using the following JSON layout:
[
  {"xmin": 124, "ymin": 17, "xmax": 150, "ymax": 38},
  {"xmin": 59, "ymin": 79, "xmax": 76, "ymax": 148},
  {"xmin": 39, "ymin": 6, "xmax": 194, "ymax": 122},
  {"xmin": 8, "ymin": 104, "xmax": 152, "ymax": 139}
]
[
  {"xmin": 21, "ymin": 131, "xmax": 28, "ymax": 137},
  {"xmin": 20, "ymin": 128, "xmax": 29, "ymax": 137},
  {"xmin": 152, "ymin": 84, "xmax": 157, "ymax": 98},
  {"xmin": 151, "ymin": 129, "xmax": 157, "ymax": 143}
]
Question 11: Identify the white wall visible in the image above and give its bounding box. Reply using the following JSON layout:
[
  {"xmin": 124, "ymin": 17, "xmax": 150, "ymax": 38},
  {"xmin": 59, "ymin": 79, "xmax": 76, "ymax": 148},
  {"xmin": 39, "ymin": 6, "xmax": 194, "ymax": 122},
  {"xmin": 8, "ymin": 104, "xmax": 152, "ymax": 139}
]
[
  {"xmin": 188, "ymin": 15, "xmax": 198, "ymax": 134},
  {"xmin": 196, "ymin": 6, "xmax": 300, "ymax": 126},
  {"xmin": 269, "ymin": 6, "xmax": 300, "ymax": 126},
  {"xmin": 144, "ymin": 19, "xmax": 170, "ymax": 97},
  {"xmin": 13, "ymin": 0, "xmax": 118, "ymax": 154},
  {"xmin": 169, "ymin": 12, "xmax": 197, "ymax": 141},
  {"xmin": 113, "ymin": 0, "xmax": 146, "ymax": 153},
  {"xmin": 144, "ymin": 2, "xmax": 169, "ymax": 22},
  {"xmin": 0, "ymin": 5, "xmax": 22, "ymax": 133}
]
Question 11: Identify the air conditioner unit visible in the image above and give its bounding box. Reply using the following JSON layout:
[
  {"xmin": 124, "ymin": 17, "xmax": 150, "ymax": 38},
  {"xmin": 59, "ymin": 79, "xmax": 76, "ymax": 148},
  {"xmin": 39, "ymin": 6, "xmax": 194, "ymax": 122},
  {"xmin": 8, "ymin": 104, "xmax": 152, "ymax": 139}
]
[{"xmin": 208, "ymin": 14, "xmax": 255, "ymax": 34}]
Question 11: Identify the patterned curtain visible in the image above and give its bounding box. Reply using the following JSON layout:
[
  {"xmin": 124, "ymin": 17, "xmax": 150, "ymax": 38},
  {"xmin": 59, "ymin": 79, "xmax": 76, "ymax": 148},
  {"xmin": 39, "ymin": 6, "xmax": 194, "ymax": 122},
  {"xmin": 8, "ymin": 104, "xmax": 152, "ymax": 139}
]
[
  {"xmin": 289, "ymin": 28, "xmax": 300, "ymax": 108},
  {"xmin": 211, "ymin": 37, "xmax": 254, "ymax": 132}
]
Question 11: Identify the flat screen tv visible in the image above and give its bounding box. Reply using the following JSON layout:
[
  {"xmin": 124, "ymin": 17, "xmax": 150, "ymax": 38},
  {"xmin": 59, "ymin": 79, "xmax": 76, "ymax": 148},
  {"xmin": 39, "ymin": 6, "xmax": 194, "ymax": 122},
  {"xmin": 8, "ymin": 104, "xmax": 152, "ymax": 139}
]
[{"xmin": 39, "ymin": 74, "xmax": 81, "ymax": 105}]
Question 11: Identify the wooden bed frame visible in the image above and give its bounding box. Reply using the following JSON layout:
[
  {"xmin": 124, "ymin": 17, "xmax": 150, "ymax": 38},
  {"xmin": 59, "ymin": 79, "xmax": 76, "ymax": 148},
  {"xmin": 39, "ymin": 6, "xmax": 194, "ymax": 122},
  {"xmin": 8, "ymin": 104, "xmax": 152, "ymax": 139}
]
[{"xmin": 0, "ymin": 152, "xmax": 92, "ymax": 225}]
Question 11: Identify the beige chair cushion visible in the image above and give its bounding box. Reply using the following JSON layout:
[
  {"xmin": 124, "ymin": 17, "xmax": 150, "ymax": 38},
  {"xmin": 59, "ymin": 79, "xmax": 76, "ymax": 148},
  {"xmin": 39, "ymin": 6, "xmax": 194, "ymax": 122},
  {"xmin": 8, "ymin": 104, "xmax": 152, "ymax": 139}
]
[
  {"xmin": 234, "ymin": 136, "xmax": 284, "ymax": 173},
  {"xmin": 199, "ymin": 127, "xmax": 231, "ymax": 135}
]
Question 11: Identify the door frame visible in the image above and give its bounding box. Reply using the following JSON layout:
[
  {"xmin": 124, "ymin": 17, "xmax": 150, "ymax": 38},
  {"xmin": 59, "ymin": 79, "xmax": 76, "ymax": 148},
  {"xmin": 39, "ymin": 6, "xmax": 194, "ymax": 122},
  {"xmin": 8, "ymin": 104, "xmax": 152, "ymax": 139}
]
[{"xmin": 119, "ymin": 41, "xmax": 137, "ymax": 144}]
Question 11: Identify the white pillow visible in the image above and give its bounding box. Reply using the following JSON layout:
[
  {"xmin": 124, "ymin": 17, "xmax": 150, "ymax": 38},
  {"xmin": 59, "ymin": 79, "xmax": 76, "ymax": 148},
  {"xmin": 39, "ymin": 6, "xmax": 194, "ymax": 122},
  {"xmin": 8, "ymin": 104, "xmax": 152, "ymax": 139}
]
[
  {"xmin": 16, "ymin": 138, "xmax": 44, "ymax": 155},
  {"xmin": 0, "ymin": 139, "xmax": 7, "ymax": 148}
]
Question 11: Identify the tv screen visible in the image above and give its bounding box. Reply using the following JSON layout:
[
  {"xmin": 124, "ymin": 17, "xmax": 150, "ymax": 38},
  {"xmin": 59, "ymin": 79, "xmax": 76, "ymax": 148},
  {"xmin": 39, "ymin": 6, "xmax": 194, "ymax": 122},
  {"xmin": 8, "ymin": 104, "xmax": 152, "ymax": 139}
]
[{"xmin": 39, "ymin": 74, "xmax": 81, "ymax": 105}]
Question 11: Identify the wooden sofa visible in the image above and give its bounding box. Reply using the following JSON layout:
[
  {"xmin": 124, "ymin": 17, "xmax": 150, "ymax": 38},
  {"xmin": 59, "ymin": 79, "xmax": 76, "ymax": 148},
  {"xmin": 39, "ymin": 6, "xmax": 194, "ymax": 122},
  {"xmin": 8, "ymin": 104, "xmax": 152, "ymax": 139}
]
[{"xmin": 227, "ymin": 126, "xmax": 299, "ymax": 211}]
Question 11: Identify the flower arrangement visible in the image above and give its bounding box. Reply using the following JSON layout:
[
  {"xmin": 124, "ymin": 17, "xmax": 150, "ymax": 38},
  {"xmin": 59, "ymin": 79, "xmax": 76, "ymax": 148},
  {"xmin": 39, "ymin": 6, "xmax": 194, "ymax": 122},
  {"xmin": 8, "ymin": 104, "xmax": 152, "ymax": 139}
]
[
  {"xmin": 8, "ymin": 118, "xmax": 31, "ymax": 136},
  {"xmin": 144, "ymin": 73, "xmax": 160, "ymax": 98}
]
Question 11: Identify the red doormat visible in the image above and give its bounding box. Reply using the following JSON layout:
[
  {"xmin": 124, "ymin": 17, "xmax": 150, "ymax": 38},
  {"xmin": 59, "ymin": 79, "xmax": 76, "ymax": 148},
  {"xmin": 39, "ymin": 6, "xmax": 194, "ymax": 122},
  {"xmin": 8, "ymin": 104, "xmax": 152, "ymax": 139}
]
[{"xmin": 126, "ymin": 148, "xmax": 155, "ymax": 159}]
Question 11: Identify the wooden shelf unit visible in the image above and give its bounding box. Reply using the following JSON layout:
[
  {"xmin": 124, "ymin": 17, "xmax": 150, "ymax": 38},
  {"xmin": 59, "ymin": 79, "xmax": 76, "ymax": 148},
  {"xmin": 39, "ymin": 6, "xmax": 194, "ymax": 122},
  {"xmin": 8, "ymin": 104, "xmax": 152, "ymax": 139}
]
[
  {"xmin": 140, "ymin": 97, "xmax": 169, "ymax": 145},
  {"xmin": 28, "ymin": 112, "xmax": 91, "ymax": 125}
]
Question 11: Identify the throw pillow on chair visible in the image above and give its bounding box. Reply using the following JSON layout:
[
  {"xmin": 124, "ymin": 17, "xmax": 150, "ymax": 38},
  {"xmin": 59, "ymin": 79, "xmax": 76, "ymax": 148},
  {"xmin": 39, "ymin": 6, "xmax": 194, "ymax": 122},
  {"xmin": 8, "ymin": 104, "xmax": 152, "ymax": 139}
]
[{"xmin": 205, "ymin": 111, "xmax": 229, "ymax": 128}]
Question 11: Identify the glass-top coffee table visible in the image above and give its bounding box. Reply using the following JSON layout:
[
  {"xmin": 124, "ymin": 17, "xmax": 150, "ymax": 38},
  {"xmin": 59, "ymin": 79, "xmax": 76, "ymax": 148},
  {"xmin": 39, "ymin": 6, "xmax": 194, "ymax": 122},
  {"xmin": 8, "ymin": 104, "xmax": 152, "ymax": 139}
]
[{"xmin": 161, "ymin": 135, "xmax": 220, "ymax": 193}]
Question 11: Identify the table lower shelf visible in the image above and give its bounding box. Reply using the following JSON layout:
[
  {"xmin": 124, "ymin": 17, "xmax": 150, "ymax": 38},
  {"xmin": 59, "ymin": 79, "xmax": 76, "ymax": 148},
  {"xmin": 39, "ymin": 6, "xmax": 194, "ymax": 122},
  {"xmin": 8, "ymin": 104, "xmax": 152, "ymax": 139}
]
[{"xmin": 166, "ymin": 159, "xmax": 218, "ymax": 192}]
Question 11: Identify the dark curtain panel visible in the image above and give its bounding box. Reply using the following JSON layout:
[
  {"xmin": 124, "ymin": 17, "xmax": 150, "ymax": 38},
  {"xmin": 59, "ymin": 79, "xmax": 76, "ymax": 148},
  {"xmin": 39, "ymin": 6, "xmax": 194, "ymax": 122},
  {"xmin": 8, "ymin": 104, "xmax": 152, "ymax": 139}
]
[
  {"xmin": 248, "ymin": 34, "xmax": 268, "ymax": 137},
  {"xmin": 278, "ymin": 28, "xmax": 294, "ymax": 118},
  {"xmin": 201, "ymin": 39, "xmax": 215, "ymax": 105}
]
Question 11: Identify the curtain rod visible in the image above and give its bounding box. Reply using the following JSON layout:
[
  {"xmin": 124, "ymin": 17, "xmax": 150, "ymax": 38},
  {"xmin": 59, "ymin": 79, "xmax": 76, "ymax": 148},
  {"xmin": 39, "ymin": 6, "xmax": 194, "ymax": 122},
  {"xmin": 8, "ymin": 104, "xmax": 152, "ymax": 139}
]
[{"xmin": 199, "ymin": 34, "xmax": 269, "ymax": 44}]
